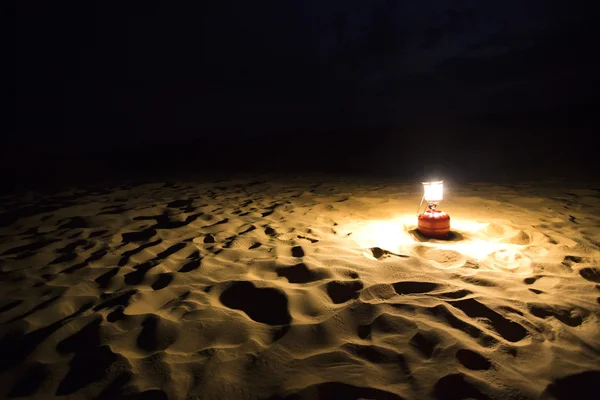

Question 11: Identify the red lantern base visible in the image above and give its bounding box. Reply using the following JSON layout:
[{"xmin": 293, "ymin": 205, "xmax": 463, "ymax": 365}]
[{"xmin": 418, "ymin": 209, "xmax": 451, "ymax": 239}]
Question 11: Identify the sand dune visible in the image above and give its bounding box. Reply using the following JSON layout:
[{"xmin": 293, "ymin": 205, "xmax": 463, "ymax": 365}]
[{"xmin": 0, "ymin": 177, "xmax": 599, "ymax": 399}]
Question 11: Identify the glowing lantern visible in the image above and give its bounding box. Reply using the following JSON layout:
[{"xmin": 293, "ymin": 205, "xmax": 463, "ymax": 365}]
[{"xmin": 417, "ymin": 181, "xmax": 450, "ymax": 238}]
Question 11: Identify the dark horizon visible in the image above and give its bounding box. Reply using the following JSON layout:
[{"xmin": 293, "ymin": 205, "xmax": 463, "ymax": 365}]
[{"xmin": 10, "ymin": 2, "xmax": 599, "ymax": 191}]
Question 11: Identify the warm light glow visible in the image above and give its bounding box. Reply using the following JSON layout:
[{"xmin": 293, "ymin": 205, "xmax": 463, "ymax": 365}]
[
  {"xmin": 347, "ymin": 216, "xmax": 533, "ymax": 273},
  {"xmin": 422, "ymin": 181, "xmax": 443, "ymax": 202},
  {"xmin": 349, "ymin": 218, "xmax": 415, "ymax": 253}
]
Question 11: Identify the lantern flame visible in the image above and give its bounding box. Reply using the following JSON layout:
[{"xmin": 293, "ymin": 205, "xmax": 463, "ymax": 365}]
[{"xmin": 422, "ymin": 181, "xmax": 444, "ymax": 202}]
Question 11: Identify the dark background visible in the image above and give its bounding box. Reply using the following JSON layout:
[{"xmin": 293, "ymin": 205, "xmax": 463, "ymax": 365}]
[{"xmin": 9, "ymin": 1, "xmax": 598, "ymax": 190}]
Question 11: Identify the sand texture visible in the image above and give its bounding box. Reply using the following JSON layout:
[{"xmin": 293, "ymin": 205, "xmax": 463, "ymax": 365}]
[{"xmin": 1, "ymin": 177, "xmax": 599, "ymax": 399}]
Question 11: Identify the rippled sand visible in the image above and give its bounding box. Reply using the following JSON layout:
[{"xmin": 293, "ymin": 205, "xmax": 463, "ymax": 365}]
[{"xmin": 1, "ymin": 177, "xmax": 599, "ymax": 399}]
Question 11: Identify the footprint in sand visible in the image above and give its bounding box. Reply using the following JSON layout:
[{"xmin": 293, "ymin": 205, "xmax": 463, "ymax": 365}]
[
  {"xmin": 326, "ymin": 280, "xmax": 364, "ymax": 304},
  {"xmin": 291, "ymin": 245, "xmax": 304, "ymax": 257},
  {"xmin": 364, "ymin": 247, "xmax": 410, "ymax": 261},
  {"xmin": 579, "ymin": 267, "xmax": 600, "ymax": 283},
  {"xmin": 94, "ymin": 268, "xmax": 119, "ymax": 289},
  {"xmin": 426, "ymin": 304, "xmax": 497, "ymax": 347},
  {"xmin": 121, "ymin": 228, "xmax": 157, "ymax": 243},
  {"xmin": 136, "ymin": 315, "xmax": 179, "ymax": 352},
  {"xmin": 276, "ymin": 263, "xmax": 327, "ymax": 284},
  {"xmin": 410, "ymin": 331, "xmax": 439, "ymax": 358},
  {"xmin": 93, "ymin": 290, "xmax": 137, "ymax": 314},
  {"xmin": 543, "ymin": 370, "xmax": 600, "ymax": 400},
  {"xmin": 178, "ymin": 251, "xmax": 202, "ymax": 273},
  {"xmin": 123, "ymin": 261, "xmax": 156, "ymax": 285},
  {"xmin": 480, "ymin": 249, "xmax": 532, "ymax": 274},
  {"xmin": 562, "ymin": 255, "xmax": 585, "ymax": 267},
  {"xmin": 449, "ymin": 298, "xmax": 528, "ymax": 343},
  {"xmin": 151, "ymin": 273, "xmax": 173, "ymax": 290},
  {"xmin": 220, "ymin": 281, "xmax": 291, "ymax": 325},
  {"xmin": 203, "ymin": 234, "xmax": 216, "ymax": 244},
  {"xmin": 456, "ymin": 349, "xmax": 492, "ymax": 370},
  {"xmin": 393, "ymin": 281, "xmax": 439, "ymax": 295},
  {"xmin": 529, "ymin": 304, "xmax": 585, "ymax": 327},
  {"xmin": 119, "ymin": 239, "xmax": 162, "ymax": 266},
  {"xmin": 414, "ymin": 246, "xmax": 466, "ymax": 269},
  {"xmin": 501, "ymin": 230, "xmax": 532, "ymax": 245}
]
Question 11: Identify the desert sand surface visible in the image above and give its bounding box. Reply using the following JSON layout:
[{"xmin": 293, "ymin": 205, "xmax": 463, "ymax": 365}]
[{"xmin": 1, "ymin": 176, "xmax": 599, "ymax": 400}]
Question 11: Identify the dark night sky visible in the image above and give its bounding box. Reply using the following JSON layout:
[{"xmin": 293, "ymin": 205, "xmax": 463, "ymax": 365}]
[{"xmin": 10, "ymin": 1, "xmax": 598, "ymax": 184}]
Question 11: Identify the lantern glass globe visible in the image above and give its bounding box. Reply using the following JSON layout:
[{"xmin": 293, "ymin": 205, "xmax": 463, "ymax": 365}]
[{"xmin": 422, "ymin": 181, "xmax": 444, "ymax": 202}]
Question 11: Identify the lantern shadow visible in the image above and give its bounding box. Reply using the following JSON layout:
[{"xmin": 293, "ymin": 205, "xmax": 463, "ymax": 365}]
[{"xmin": 408, "ymin": 229, "xmax": 466, "ymax": 243}]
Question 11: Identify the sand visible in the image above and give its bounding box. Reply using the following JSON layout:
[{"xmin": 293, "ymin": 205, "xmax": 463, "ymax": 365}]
[{"xmin": 0, "ymin": 176, "xmax": 599, "ymax": 399}]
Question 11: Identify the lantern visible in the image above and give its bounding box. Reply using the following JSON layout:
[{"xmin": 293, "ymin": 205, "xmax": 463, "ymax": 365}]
[{"xmin": 417, "ymin": 181, "xmax": 450, "ymax": 238}]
